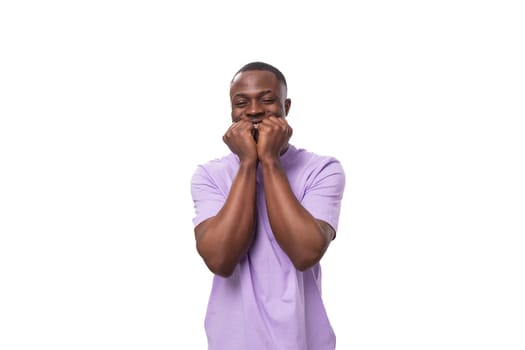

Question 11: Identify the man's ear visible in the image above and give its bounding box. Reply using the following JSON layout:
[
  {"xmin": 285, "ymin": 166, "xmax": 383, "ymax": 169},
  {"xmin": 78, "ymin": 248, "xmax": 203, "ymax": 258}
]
[{"xmin": 284, "ymin": 98, "xmax": 291, "ymax": 116}]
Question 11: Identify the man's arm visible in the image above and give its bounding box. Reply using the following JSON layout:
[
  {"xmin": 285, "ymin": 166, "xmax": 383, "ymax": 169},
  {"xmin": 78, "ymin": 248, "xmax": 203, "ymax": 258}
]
[
  {"xmin": 261, "ymin": 158, "xmax": 335, "ymax": 271},
  {"xmin": 194, "ymin": 120, "xmax": 258, "ymax": 277},
  {"xmin": 257, "ymin": 117, "xmax": 336, "ymax": 271}
]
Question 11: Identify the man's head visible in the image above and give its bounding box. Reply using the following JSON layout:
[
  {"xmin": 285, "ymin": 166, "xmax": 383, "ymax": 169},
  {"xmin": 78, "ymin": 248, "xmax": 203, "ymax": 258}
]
[{"xmin": 230, "ymin": 62, "xmax": 291, "ymax": 123}]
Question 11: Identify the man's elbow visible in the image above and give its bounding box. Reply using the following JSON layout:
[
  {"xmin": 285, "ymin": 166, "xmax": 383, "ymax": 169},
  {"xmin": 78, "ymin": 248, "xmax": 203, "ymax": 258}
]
[
  {"xmin": 205, "ymin": 259, "xmax": 236, "ymax": 277},
  {"xmin": 292, "ymin": 233, "xmax": 331, "ymax": 271},
  {"xmin": 196, "ymin": 236, "xmax": 244, "ymax": 277},
  {"xmin": 292, "ymin": 250, "xmax": 325, "ymax": 271},
  {"xmin": 197, "ymin": 245, "xmax": 237, "ymax": 277}
]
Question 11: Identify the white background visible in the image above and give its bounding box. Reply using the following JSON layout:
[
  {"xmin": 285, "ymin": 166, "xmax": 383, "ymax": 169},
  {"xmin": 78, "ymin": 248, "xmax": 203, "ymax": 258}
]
[{"xmin": 1, "ymin": 1, "xmax": 524, "ymax": 349}]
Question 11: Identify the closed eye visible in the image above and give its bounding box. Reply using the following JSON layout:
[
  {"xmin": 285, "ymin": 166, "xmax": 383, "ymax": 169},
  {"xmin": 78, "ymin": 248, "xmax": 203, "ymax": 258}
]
[{"xmin": 234, "ymin": 101, "xmax": 248, "ymax": 107}]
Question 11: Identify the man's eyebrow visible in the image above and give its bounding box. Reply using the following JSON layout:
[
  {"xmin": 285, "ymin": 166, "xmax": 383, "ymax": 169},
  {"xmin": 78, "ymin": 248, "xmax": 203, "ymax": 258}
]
[{"xmin": 232, "ymin": 90, "xmax": 274, "ymax": 99}]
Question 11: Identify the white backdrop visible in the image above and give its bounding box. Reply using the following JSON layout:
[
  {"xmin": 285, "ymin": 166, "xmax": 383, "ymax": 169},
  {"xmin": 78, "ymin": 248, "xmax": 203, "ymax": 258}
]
[{"xmin": 1, "ymin": 1, "xmax": 524, "ymax": 349}]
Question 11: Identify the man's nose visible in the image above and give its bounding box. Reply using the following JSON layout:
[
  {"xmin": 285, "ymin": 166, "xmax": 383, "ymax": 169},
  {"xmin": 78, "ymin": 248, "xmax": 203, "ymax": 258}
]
[{"xmin": 246, "ymin": 102, "xmax": 264, "ymax": 117}]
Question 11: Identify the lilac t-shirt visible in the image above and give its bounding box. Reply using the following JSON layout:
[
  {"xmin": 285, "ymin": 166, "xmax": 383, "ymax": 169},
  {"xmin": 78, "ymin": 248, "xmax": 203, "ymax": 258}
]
[{"xmin": 191, "ymin": 144, "xmax": 345, "ymax": 350}]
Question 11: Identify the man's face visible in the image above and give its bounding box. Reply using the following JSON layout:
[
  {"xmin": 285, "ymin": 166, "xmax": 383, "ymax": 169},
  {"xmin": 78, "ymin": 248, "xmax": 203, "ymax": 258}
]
[{"xmin": 230, "ymin": 70, "xmax": 291, "ymax": 123}]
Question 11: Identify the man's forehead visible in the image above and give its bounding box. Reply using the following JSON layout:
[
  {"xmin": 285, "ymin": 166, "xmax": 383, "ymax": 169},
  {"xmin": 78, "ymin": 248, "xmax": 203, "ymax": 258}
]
[
  {"xmin": 232, "ymin": 70, "xmax": 279, "ymax": 84},
  {"xmin": 230, "ymin": 70, "xmax": 284, "ymax": 93}
]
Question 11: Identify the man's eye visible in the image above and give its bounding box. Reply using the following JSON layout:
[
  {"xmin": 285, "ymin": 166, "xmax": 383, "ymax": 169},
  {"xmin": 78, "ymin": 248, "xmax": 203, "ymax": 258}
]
[
  {"xmin": 234, "ymin": 101, "xmax": 247, "ymax": 107},
  {"xmin": 262, "ymin": 99, "xmax": 274, "ymax": 104}
]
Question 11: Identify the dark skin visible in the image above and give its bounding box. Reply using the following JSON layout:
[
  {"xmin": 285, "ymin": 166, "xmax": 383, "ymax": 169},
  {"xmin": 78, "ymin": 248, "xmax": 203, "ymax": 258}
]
[{"xmin": 194, "ymin": 70, "xmax": 335, "ymax": 277}]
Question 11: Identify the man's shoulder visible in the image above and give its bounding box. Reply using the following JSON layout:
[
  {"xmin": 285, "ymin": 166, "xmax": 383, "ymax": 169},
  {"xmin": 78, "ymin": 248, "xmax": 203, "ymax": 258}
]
[
  {"xmin": 192, "ymin": 153, "xmax": 238, "ymax": 178},
  {"xmin": 287, "ymin": 145, "xmax": 342, "ymax": 168}
]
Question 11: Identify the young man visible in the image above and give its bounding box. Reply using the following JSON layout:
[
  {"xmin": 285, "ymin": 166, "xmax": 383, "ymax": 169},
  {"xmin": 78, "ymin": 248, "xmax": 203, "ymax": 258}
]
[{"xmin": 190, "ymin": 62, "xmax": 346, "ymax": 349}]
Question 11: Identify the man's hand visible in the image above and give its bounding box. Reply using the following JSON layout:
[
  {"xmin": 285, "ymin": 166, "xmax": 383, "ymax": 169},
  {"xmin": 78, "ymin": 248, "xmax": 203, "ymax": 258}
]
[
  {"xmin": 223, "ymin": 119, "xmax": 258, "ymax": 163},
  {"xmin": 256, "ymin": 117, "xmax": 293, "ymax": 162}
]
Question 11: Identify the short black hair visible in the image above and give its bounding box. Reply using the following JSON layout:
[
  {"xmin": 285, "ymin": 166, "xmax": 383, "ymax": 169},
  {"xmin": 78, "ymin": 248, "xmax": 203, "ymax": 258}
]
[{"xmin": 233, "ymin": 61, "xmax": 287, "ymax": 88}]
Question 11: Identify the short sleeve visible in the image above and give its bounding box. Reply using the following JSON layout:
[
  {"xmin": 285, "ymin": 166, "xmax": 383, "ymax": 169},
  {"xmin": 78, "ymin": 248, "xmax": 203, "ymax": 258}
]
[
  {"xmin": 190, "ymin": 165, "xmax": 226, "ymax": 227},
  {"xmin": 300, "ymin": 159, "xmax": 346, "ymax": 234}
]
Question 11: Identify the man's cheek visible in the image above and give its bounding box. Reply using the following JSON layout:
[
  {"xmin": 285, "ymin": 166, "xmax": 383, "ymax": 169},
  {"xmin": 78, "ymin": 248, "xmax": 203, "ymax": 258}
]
[
  {"xmin": 231, "ymin": 112, "xmax": 241, "ymax": 122},
  {"xmin": 266, "ymin": 111, "xmax": 281, "ymax": 118}
]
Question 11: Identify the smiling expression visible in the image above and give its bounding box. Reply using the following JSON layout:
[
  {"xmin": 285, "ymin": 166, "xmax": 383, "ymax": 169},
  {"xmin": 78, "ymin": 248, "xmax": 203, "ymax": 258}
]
[{"xmin": 230, "ymin": 70, "xmax": 291, "ymax": 124}]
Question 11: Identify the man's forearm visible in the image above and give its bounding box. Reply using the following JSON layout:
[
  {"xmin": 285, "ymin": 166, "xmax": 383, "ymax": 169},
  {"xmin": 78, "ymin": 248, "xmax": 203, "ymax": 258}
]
[
  {"xmin": 196, "ymin": 161, "xmax": 257, "ymax": 276},
  {"xmin": 261, "ymin": 159, "xmax": 330, "ymax": 270}
]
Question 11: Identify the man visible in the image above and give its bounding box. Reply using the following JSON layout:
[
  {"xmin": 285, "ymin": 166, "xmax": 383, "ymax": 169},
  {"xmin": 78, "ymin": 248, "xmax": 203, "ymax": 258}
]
[{"xmin": 190, "ymin": 62, "xmax": 345, "ymax": 349}]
